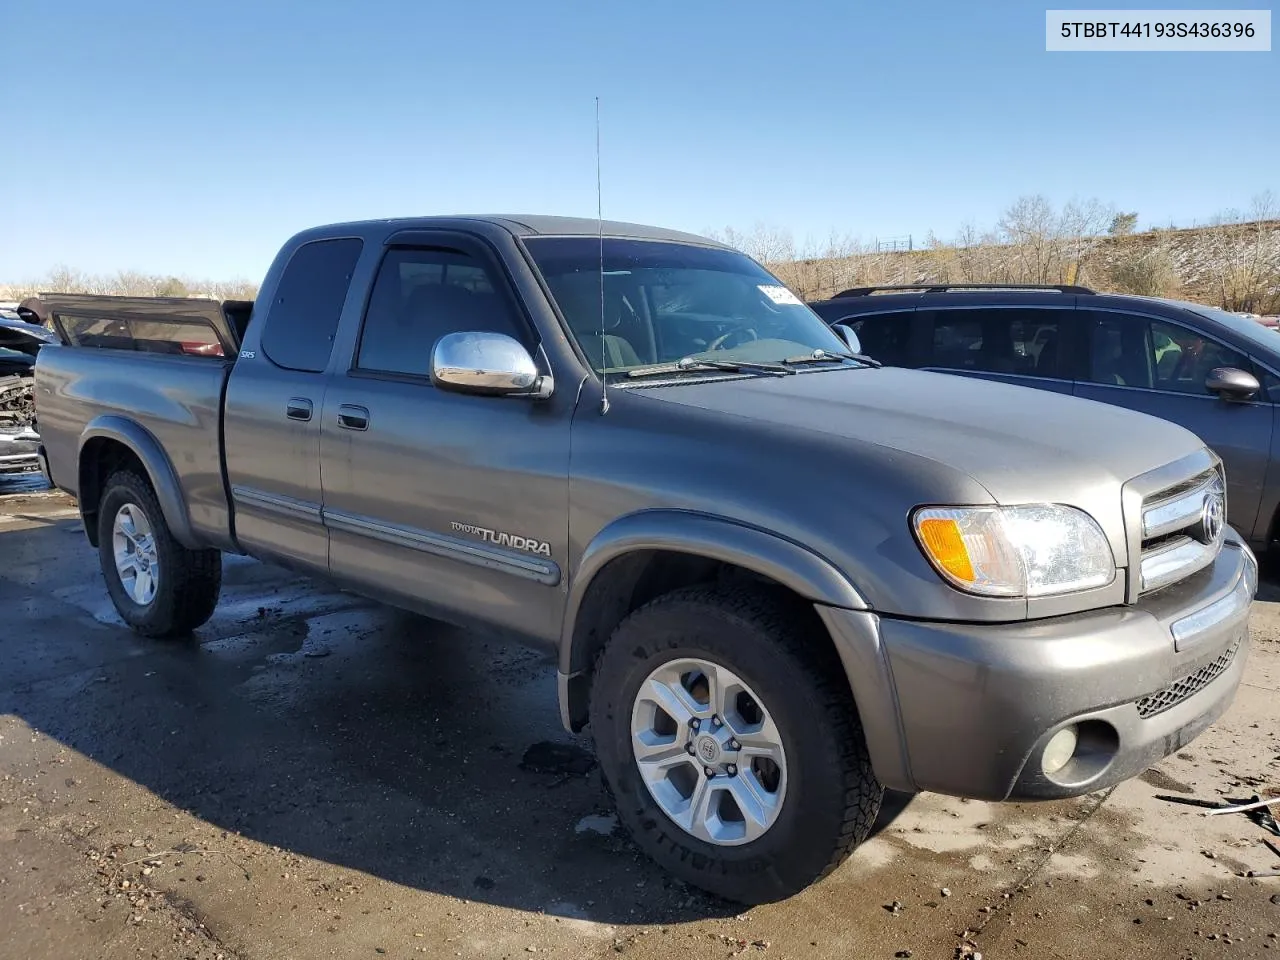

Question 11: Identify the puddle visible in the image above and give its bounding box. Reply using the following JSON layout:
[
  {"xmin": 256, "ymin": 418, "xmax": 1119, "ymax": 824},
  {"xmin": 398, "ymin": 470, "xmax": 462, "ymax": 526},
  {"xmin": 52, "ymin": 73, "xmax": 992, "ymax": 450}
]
[
  {"xmin": 0, "ymin": 473, "xmax": 51, "ymax": 496},
  {"xmin": 520, "ymin": 741, "xmax": 596, "ymax": 777},
  {"xmin": 264, "ymin": 629, "xmax": 335, "ymax": 664},
  {"xmin": 574, "ymin": 814, "xmax": 619, "ymax": 836}
]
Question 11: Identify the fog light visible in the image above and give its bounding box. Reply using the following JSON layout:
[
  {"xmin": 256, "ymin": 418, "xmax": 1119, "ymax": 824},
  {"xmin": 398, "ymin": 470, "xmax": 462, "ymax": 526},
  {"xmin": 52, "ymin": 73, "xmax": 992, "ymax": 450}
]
[
  {"xmin": 1242, "ymin": 543, "xmax": 1259, "ymax": 599},
  {"xmin": 1042, "ymin": 726, "xmax": 1079, "ymax": 775}
]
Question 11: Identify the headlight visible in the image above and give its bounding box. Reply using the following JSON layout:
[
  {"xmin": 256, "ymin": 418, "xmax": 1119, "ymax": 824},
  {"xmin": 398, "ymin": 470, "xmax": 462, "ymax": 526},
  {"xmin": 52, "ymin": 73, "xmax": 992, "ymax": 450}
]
[{"xmin": 912, "ymin": 504, "xmax": 1115, "ymax": 598}]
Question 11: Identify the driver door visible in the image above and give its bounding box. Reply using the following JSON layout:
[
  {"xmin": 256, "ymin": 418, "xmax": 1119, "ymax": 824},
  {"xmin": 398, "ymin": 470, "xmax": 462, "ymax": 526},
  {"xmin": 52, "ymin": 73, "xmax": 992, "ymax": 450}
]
[{"xmin": 318, "ymin": 237, "xmax": 573, "ymax": 644}]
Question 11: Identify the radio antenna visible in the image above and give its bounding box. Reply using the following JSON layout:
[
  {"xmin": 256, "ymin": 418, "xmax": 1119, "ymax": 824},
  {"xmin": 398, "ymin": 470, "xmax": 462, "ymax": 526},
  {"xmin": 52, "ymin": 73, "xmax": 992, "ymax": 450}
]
[{"xmin": 596, "ymin": 96, "xmax": 609, "ymax": 415}]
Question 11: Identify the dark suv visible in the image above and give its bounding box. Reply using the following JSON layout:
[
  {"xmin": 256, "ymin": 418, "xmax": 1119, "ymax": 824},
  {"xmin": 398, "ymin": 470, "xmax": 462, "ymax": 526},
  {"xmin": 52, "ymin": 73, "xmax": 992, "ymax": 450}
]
[{"xmin": 809, "ymin": 284, "xmax": 1280, "ymax": 552}]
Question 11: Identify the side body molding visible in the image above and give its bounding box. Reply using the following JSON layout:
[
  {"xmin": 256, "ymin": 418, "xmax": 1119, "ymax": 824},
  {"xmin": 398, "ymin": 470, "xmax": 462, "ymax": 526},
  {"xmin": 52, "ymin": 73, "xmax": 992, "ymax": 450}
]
[
  {"xmin": 559, "ymin": 509, "xmax": 868, "ymax": 678},
  {"xmin": 78, "ymin": 415, "xmax": 198, "ymax": 548}
]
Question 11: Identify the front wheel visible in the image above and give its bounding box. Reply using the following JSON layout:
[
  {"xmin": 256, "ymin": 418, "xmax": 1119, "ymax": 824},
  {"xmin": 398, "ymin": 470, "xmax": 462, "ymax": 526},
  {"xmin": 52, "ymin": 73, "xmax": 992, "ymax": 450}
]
[
  {"xmin": 97, "ymin": 469, "xmax": 222, "ymax": 638},
  {"xmin": 589, "ymin": 585, "xmax": 883, "ymax": 903}
]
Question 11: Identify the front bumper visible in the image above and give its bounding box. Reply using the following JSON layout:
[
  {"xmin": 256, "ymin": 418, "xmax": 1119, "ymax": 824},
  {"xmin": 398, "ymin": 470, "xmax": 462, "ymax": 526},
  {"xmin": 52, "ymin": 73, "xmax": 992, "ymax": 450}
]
[
  {"xmin": 0, "ymin": 427, "xmax": 41, "ymax": 474},
  {"xmin": 819, "ymin": 532, "xmax": 1256, "ymax": 802}
]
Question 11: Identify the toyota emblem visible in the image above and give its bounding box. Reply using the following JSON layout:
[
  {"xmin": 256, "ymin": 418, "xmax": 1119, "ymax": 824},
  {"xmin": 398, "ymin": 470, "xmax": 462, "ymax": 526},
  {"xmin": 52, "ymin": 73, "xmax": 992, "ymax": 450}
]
[
  {"xmin": 1200, "ymin": 488, "xmax": 1225, "ymax": 544},
  {"xmin": 696, "ymin": 736, "xmax": 720, "ymax": 763}
]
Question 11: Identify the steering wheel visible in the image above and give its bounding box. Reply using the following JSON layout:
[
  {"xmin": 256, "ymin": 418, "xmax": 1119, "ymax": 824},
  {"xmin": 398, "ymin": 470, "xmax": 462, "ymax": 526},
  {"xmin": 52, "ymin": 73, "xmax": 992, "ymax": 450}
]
[{"xmin": 708, "ymin": 325, "xmax": 759, "ymax": 351}]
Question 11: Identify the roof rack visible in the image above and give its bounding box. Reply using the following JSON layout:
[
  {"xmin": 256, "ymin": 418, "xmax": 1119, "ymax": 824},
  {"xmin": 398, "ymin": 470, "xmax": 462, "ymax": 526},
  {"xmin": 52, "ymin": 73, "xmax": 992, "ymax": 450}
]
[{"xmin": 832, "ymin": 283, "xmax": 1095, "ymax": 298}]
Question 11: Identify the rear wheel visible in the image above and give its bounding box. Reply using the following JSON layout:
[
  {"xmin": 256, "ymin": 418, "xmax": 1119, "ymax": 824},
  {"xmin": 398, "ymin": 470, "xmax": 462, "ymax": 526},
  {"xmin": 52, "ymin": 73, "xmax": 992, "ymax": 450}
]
[
  {"xmin": 589, "ymin": 584, "xmax": 883, "ymax": 903},
  {"xmin": 97, "ymin": 469, "xmax": 222, "ymax": 637}
]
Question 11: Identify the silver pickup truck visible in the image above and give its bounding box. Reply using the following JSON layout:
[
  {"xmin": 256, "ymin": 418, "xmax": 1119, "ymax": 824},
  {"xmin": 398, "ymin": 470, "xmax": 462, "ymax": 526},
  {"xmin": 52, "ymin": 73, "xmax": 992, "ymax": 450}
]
[{"xmin": 34, "ymin": 216, "xmax": 1257, "ymax": 903}]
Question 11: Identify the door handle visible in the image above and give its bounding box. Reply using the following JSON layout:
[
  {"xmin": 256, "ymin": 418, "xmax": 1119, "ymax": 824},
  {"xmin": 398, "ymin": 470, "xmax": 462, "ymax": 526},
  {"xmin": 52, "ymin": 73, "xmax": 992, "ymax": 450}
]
[
  {"xmin": 286, "ymin": 398, "xmax": 313, "ymax": 421},
  {"xmin": 337, "ymin": 404, "xmax": 370, "ymax": 431}
]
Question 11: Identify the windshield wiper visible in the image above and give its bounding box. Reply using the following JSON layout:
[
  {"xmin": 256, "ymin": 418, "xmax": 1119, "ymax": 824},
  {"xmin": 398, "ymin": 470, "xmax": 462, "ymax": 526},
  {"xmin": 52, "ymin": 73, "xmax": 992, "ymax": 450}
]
[
  {"xmin": 781, "ymin": 348, "xmax": 882, "ymax": 369},
  {"xmin": 626, "ymin": 356, "xmax": 796, "ymax": 379}
]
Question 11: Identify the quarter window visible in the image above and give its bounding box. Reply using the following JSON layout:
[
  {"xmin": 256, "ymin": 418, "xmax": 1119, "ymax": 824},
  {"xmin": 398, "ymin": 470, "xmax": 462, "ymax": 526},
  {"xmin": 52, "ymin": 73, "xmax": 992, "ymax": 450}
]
[{"xmin": 355, "ymin": 247, "xmax": 525, "ymax": 377}]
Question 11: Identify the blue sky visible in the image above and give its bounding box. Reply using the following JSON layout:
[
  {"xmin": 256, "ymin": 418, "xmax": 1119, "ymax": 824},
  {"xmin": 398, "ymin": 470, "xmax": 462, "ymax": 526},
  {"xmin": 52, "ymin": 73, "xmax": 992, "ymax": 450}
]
[{"xmin": 2, "ymin": 0, "xmax": 1276, "ymax": 282}]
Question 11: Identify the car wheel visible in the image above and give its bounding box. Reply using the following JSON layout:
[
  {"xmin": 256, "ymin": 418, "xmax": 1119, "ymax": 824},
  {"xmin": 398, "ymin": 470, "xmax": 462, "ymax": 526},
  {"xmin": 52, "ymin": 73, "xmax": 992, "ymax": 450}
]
[
  {"xmin": 589, "ymin": 584, "xmax": 883, "ymax": 903},
  {"xmin": 97, "ymin": 468, "xmax": 222, "ymax": 638}
]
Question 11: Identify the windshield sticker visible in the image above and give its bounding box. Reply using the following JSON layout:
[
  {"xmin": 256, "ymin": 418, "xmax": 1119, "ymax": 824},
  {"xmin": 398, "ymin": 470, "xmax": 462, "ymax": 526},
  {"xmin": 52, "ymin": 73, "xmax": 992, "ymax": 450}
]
[{"xmin": 758, "ymin": 284, "xmax": 803, "ymax": 306}]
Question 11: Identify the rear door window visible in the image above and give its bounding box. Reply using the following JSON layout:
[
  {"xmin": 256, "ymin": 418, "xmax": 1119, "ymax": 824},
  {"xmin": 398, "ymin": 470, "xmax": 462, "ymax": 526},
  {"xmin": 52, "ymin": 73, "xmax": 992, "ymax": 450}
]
[
  {"xmin": 260, "ymin": 237, "xmax": 364, "ymax": 373},
  {"xmin": 838, "ymin": 312, "xmax": 914, "ymax": 366},
  {"xmin": 920, "ymin": 308, "xmax": 1065, "ymax": 378},
  {"xmin": 1083, "ymin": 313, "xmax": 1151, "ymax": 387}
]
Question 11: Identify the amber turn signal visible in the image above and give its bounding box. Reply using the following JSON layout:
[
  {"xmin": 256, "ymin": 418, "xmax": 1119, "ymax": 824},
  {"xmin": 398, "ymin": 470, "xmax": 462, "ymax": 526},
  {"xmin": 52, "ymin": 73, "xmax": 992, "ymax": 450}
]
[{"xmin": 915, "ymin": 517, "xmax": 975, "ymax": 583}]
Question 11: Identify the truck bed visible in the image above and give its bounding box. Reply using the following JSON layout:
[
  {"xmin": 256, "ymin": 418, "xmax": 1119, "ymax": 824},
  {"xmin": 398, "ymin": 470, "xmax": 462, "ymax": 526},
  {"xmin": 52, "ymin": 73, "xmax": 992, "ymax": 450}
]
[{"xmin": 34, "ymin": 295, "xmax": 246, "ymax": 550}]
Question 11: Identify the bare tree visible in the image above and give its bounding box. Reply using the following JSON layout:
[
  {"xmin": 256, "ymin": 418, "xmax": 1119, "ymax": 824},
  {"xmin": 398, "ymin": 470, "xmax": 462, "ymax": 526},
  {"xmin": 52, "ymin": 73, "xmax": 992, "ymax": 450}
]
[
  {"xmin": 992, "ymin": 195, "xmax": 1115, "ymax": 285},
  {"xmin": 708, "ymin": 222, "xmax": 796, "ymax": 266},
  {"xmin": 1201, "ymin": 191, "xmax": 1280, "ymax": 313},
  {"xmin": 706, "ymin": 190, "xmax": 1277, "ymax": 309},
  {"xmin": 11, "ymin": 266, "xmax": 260, "ymax": 301},
  {"xmin": 1059, "ymin": 197, "xmax": 1117, "ymax": 285},
  {"xmin": 1106, "ymin": 236, "xmax": 1183, "ymax": 298},
  {"xmin": 42, "ymin": 264, "xmax": 87, "ymax": 293},
  {"xmin": 997, "ymin": 195, "xmax": 1060, "ymax": 282}
]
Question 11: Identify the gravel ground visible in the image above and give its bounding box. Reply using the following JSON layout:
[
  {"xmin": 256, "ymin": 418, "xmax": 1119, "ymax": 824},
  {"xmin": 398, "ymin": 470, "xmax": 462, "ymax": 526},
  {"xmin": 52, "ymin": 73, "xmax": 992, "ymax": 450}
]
[{"xmin": 1, "ymin": 482, "xmax": 1278, "ymax": 960}]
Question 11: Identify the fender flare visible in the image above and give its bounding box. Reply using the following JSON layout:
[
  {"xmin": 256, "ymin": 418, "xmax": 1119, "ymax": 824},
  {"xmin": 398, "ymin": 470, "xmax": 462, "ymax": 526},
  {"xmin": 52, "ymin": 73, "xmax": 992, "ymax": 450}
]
[
  {"xmin": 78, "ymin": 415, "xmax": 197, "ymax": 548},
  {"xmin": 559, "ymin": 509, "xmax": 867, "ymax": 678}
]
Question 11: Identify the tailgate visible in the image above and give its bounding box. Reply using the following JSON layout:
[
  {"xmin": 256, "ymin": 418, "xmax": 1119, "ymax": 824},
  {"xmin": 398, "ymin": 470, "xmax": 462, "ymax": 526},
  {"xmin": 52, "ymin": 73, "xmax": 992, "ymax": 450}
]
[{"xmin": 40, "ymin": 293, "xmax": 246, "ymax": 358}]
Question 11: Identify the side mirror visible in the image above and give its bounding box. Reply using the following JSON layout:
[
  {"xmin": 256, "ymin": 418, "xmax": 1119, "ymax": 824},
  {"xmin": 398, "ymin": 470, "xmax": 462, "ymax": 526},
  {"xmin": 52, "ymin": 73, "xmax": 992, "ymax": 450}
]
[
  {"xmin": 1205, "ymin": 366, "xmax": 1260, "ymax": 401},
  {"xmin": 832, "ymin": 322, "xmax": 862, "ymax": 354},
  {"xmin": 430, "ymin": 331, "xmax": 554, "ymax": 399}
]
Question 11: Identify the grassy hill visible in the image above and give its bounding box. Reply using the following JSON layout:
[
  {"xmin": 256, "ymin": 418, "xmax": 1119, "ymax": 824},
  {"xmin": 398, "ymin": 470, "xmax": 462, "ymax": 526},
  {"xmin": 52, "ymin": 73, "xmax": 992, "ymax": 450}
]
[{"xmin": 769, "ymin": 218, "xmax": 1280, "ymax": 312}]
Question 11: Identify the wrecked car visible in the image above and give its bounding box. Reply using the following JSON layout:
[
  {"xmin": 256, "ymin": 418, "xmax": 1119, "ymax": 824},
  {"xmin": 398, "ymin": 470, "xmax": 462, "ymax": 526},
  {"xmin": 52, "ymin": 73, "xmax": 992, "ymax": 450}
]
[{"xmin": 0, "ymin": 313, "xmax": 57, "ymax": 475}]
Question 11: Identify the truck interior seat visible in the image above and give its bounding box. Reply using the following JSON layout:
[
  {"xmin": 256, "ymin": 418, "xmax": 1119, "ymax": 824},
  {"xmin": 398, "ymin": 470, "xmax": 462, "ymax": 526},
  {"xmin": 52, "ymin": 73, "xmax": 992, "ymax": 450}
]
[
  {"xmin": 546, "ymin": 277, "xmax": 647, "ymax": 370},
  {"xmin": 575, "ymin": 331, "xmax": 642, "ymax": 369},
  {"xmin": 1034, "ymin": 329, "xmax": 1060, "ymax": 375}
]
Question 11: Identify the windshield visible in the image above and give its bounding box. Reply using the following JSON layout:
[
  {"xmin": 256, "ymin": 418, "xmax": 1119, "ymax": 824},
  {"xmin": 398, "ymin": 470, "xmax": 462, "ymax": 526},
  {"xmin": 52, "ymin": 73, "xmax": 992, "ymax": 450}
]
[{"xmin": 524, "ymin": 237, "xmax": 847, "ymax": 375}]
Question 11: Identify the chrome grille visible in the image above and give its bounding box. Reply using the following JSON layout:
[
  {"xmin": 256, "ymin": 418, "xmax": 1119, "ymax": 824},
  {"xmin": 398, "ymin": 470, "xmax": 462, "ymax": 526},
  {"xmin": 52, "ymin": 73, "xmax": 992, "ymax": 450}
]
[
  {"xmin": 1137, "ymin": 467, "xmax": 1225, "ymax": 595},
  {"xmin": 1135, "ymin": 641, "xmax": 1239, "ymax": 719}
]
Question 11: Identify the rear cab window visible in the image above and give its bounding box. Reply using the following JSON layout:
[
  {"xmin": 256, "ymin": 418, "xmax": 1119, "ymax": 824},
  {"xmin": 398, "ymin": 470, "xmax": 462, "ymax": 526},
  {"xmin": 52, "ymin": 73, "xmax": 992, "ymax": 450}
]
[{"xmin": 259, "ymin": 237, "xmax": 364, "ymax": 373}]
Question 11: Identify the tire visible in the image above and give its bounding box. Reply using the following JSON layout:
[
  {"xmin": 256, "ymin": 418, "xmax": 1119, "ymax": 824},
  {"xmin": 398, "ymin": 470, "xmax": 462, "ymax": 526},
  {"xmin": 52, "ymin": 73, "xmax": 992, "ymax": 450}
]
[
  {"xmin": 97, "ymin": 468, "xmax": 222, "ymax": 638},
  {"xmin": 589, "ymin": 584, "xmax": 883, "ymax": 903}
]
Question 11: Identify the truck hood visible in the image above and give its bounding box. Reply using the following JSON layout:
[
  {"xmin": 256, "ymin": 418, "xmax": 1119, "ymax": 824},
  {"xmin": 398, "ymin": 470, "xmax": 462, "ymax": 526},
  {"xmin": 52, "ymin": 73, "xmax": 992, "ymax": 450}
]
[{"xmin": 640, "ymin": 366, "xmax": 1205, "ymax": 505}]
